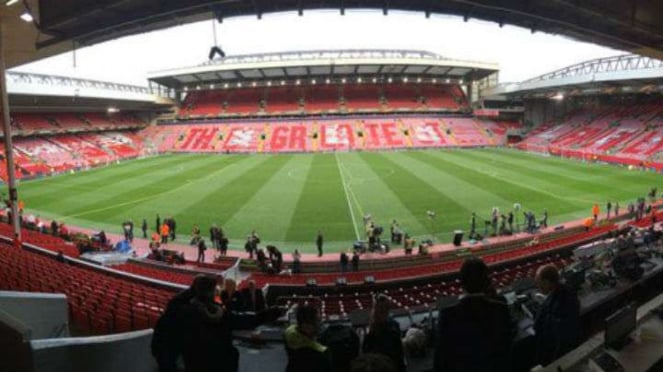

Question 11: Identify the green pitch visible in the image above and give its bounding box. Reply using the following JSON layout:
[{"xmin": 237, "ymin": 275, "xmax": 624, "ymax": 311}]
[{"xmin": 17, "ymin": 148, "xmax": 660, "ymax": 252}]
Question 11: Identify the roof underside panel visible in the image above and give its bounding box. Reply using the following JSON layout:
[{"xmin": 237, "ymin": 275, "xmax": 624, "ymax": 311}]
[{"xmin": 36, "ymin": 0, "xmax": 663, "ymax": 60}]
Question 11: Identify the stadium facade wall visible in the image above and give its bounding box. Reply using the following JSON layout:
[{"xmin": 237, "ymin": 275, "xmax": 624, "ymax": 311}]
[
  {"xmin": 29, "ymin": 330, "xmax": 156, "ymax": 372},
  {"xmin": 0, "ymin": 291, "xmax": 69, "ymax": 339}
]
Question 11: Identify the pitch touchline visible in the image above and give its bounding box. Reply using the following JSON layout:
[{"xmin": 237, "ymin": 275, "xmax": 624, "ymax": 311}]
[{"xmin": 335, "ymin": 153, "xmax": 361, "ymax": 240}]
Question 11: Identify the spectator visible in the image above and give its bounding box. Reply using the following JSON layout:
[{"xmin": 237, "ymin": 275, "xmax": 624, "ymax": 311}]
[
  {"xmin": 190, "ymin": 224, "xmax": 201, "ymax": 245},
  {"xmin": 168, "ymin": 217, "xmax": 176, "ymax": 240},
  {"xmin": 160, "ymin": 222, "xmax": 170, "ymax": 244},
  {"xmin": 245, "ymin": 236, "xmax": 255, "ymax": 259},
  {"xmin": 351, "ymin": 252, "xmax": 360, "ymax": 271},
  {"xmin": 340, "ymin": 252, "xmax": 349, "ymax": 272},
  {"xmin": 152, "ymin": 275, "xmax": 202, "ymax": 372},
  {"xmin": 292, "ymin": 249, "xmax": 302, "ymax": 274},
  {"xmin": 157, "ymin": 275, "xmax": 283, "ymax": 372},
  {"xmin": 197, "ymin": 239, "xmax": 207, "ymax": 263},
  {"xmin": 592, "ymin": 204, "xmax": 600, "ymax": 221},
  {"xmin": 362, "ymin": 295, "xmax": 405, "ymax": 372},
  {"xmin": 219, "ymin": 234, "xmax": 229, "ymax": 256},
  {"xmin": 434, "ymin": 258, "xmax": 513, "ymax": 372},
  {"xmin": 240, "ymin": 280, "xmax": 266, "ymax": 312},
  {"xmin": 210, "ymin": 224, "xmax": 220, "ymax": 250},
  {"xmin": 285, "ymin": 305, "xmax": 333, "ymax": 372},
  {"xmin": 351, "ymin": 354, "xmax": 397, "ymax": 372},
  {"xmin": 50, "ymin": 219, "xmax": 58, "ymax": 236},
  {"xmin": 534, "ymin": 264, "xmax": 580, "ymax": 366},
  {"xmin": 220, "ymin": 278, "xmax": 242, "ymax": 312}
]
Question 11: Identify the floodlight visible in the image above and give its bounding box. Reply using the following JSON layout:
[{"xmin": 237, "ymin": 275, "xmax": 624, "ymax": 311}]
[{"xmin": 552, "ymin": 92, "xmax": 564, "ymax": 101}]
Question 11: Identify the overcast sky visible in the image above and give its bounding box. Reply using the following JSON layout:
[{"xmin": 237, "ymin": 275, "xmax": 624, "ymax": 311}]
[{"xmin": 13, "ymin": 10, "xmax": 623, "ymax": 86}]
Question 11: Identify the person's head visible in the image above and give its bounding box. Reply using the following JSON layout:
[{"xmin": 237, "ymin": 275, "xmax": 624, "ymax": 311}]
[
  {"xmin": 350, "ymin": 353, "xmax": 397, "ymax": 372},
  {"xmin": 459, "ymin": 258, "xmax": 490, "ymax": 294},
  {"xmin": 535, "ymin": 264, "xmax": 560, "ymax": 295},
  {"xmin": 248, "ymin": 280, "xmax": 256, "ymax": 291},
  {"xmin": 296, "ymin": 304, "xmax": 321, "ymax": 338},
  {"xmin": 224, "ymin": 278, "xmax": 237, "ymax": 293},
  {"xmin": 371, "ymin": 294, "xmax": 391, "ymax": 325},
  {"xmin": 192, "ymin": 275, "xmax": 217, "ymax": 302}
]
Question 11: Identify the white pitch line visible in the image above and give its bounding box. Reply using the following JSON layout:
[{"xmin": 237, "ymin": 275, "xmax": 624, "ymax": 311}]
[{"xmin": 335, "ymin": 153, "xmax": 361, "ymax": 240}]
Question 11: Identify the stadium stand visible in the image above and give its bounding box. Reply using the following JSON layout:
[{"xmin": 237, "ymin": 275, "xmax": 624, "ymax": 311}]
[
  {"xmin": 146, "ymin": 116, "xmax": 511, "ymax": 154},
  {"xmin": 276, "ymin": 254, "xmax": 573, "ymax": 318},
  {"xmin": 518, "ymin": 101, "xmax": 663, "ymax": 169},
  {"xmin": 178, "ymin": 83, "xmax": 466, "ymax": 118},
  {"xmin": 0, "ymin": 131, "xmax": 147, "ymax": 180},
  {"xmin": 0, "ymin": 242, "xmax": 178, "ymax": 334},
  {"xmin": 112, "ymin": 261, "xmax": 199, "ymax": 286}
]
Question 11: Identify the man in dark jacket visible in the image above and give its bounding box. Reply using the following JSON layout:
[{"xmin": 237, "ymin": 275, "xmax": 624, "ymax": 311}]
[
  {"xmin": 316, "ymin": 231, "xmax": 324, "ymax": 257},
  {"xmin": 168, "ymin": 217, "xmax": 176, "ymax": 240},
  {"xmin": 434, "ymin": 258, "xmax": 514, "ymax": 372},
  {"xmin": 240, "ymin": 280, "xmax": 266, "ymax": 312},
  {"xmin": 534, "ymin": 264, "xmax": 580, "ymax": 366},
  {"xmin": 340, "ymin": 252, "xmax": 349, "ymax": 272},
  {"xmin": 160, "ymin": 275, "xmax": 282, "ymax": 372},
  {"xmin": 362, "ymin": 295, "xmax": 405, "ymax": 372},
  {"xmin": 285, "ymin": 305, "xmax": 333, "ymax": 372},
  {"xmin": 152, "ymin": 276, "xmax": 201, "ymax": 372}
]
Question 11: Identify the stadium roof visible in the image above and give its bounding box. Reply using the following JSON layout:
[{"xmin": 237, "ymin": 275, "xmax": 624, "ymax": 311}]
[
  {"xmin": 6, "ymin": 71, "xmax": 174, "ymax": 112},
  {"xmin": 482, "ymin": 54, "xmax": 663, "ymax": 99},
  {"xmin": 147, "ymin": 49, "xmax": 498, "ymax": 90},
  {"xmin": 5, "ymin": 0, "xmax": 661, "ymax": 70}
]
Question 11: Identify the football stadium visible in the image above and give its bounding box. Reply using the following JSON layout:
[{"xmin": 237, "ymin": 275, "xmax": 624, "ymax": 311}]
[{"xmin": 1, "ymin": 2, "xmax": 663, "ymax": 372}]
